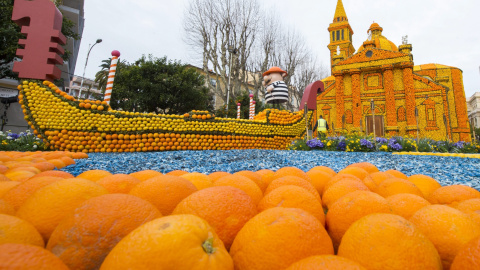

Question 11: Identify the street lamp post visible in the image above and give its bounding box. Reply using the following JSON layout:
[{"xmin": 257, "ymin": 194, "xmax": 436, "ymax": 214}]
[
  {"xmin": 79, "ymin": 39, "xmax": 102, "ymax": 99},
  {"xmin": 225, "ymin": 45, "xmax": 237, "ymax": 118}
]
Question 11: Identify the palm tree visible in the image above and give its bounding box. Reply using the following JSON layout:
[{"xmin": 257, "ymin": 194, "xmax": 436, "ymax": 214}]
[{"xmin": 94, "ymin": 58, "xmax": 127, "ymax": 94}]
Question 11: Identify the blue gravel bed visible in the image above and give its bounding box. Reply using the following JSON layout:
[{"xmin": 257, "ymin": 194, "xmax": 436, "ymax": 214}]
[{"xmin": 60, "ymin": 150, "xmax": 480, "ymax": 190}]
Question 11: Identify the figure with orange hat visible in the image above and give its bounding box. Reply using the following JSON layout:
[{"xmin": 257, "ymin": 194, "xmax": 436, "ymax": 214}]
[{"xmin": 262, "ymin": 66, "xmax": 289, "ymax": 108}]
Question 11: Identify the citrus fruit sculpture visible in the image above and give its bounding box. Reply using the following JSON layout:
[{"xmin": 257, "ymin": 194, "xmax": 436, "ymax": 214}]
[
  {"xmin": 1, "ymin": 153, "xmax": 480, "ymax": 269},
  {"xmin": 18, "ymin": 80, "xmax": 312, "ymax": 153}
]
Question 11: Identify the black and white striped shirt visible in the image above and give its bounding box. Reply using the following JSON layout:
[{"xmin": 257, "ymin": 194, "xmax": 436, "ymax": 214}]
[{"xmin": 265, "ymin": 81, "xmax": 288, "ymax": 104}]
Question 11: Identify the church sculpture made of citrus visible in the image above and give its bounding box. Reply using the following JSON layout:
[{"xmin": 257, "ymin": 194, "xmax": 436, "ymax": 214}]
[{"xmin": 318, "ymin": 0, "xmax": 470, "ymax": 142}]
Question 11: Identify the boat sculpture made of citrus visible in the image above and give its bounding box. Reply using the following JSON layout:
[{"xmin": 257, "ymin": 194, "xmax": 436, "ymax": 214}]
[{"xmin": 18, "ymin": 80, "xmax": 313, "ymax": 153}]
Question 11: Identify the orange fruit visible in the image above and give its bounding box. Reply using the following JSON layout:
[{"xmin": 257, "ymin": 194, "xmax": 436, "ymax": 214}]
[
  {"xmin": 180, "ymin": 172, "xmax": 213, "ymax": 190},
  {"xmin": 16, "ymin": 178, "xmax": 108, "ymax": 241},
  {"xmin": 0, "ymin": 181, "xmax": 20, "ymax": 197},
  {"xmin": 129, "ymin": 170, "xmax": 162, "ymax": 181},
  {"xmin": 71, "ymin": 152, "xmax": 89, "ymax": 159},
  {"xmin": 271, "ymin": 167, "xmax": 310, "ymax": 182},
  {"xmin": 407, "ymin": 174, "xmax": 442, "ymax": 198},
  {"xmin": 265, "ymin": 176, "xmax": 320, "ymax": 201},
  {"xmin": 234, "ymin": 171, "xmax": 267, "ymax": 192},
  {"xmin": 77, "ymin": 170, "xmax": 113, "ymax": 181},
  {"xmin": 0, "ymin": 243, "xmax": 69, "ymax": 270},
  {"xmin": 455, "ymin": 198, "xmax": 480, "ymax": 213},
  {"xmin": 0, "ymin": 174, "xmax": 11, "ymax": 181},
  {"xmin": 455, "ymin": 199, "xmax": 480, "ymax": 225},
  {"xmin": 32, "ymin": 161, "xmax": 55, "ymax": 172},
  {"xmin": 361, "ymin": 172, "xmax": 394, "ymax": 191},
  {"xmin": 100, "ymin": 214, "xmax": 233, "ymax": 269},
  {"xmin": 386, "ymin": 193, "xmax": 431, "ymax": 219},
  {"xmin": 0, "ymin": 214, "xmax": 44, "ymax": 247},
  {"xmin": 47, "ymin": 159, "xmax": 66, "ymax": 169},
  {"xmin": 309, "ymin": 166, "xmax": 336, "ymax": 177},
  {"xmin": 306, "ymin": 170, "xmax": 332, "ymax": 195},
  {"xmin": 427, "ymin": 185, "xmax": 480, "ymax": 206},
  {"xmin": 0, "ymin": 155, "xmax": 13, "ymax": 162},
  {"xmin": 6, "ymin": 166, "xmax": 41, "ymax": 175},
  {"xmin": 258, "ymin": 185, "xmax": 325, "ymax": 226},
  {"xmin": 322, "ymin": 174, "xmax": 363, "ymax": 196},
  {"xmin": 173, "ymin": 186, "xmax": 257, "ymax": 250},
  {"xmin": 409, "ymin": 204, "xmax": 480, "ymax": 269},
  {"xmin": 375, "ymin": 177, "xmax": 424, "ymax": 198},
  {"xmin": 3, "ymin": 170, "xmax": 36, "ymax": 182},
  {"xmin": 286, "ymin": 255, "xmax": 367, "ymax": 270},
  {"xmin": 337, "ymin": 166, "xmax": 369, "ymax": 180},
  {"xmin": 165, "ymin": 169, "xmax": 188, "ymax": 176},
  {"xmin": 59, "ymin": 156, "xmax": 75, "ymax": 166},
  {"xmin": 0, "ymin": 165, "xmax": 8, "ymax": 174},
  {"xmin": 0, "ymin": 199, "xmax": 14, "ymax": 215},
  {"xmin": 230, "ymin": 207, "xmax": 333, "ymax": 270},
  {"xmin": 384, "ymin": 169, "xmax": 408, "ymax": 179},
  {"xmin": 31, "ymin": 161, "xmax": 56, "ymax": 172},
  {"xmin": 322, "ymin": 179, "xmax": 369, "ymax": 209},
  {"xmin": 97, "ymin": 174, "xmax": 141, "ymax": 193},
  {"xmin": 208, "ymin": 171, "xmax": 231, "ymax": 182},
  {"xmin": 338, "ymin": 213, "xmax": 442, "ymax": 270},
  {"xmin": 129, "ymin": 175, "xmax": 197, "ymax": 215},
  {"xmin": 47, "ymin": 194, "xmax": 161, "ymax": 270},
  {"xmin": 255, "ymin": 169, "xmax": 275, "ymax": 185},
  {"xmin": 43, "ymin": 152, "xmax": 67, "ymax": 160},
  {"xmin": 346, "ymin": 162, "xmax": 379, "ymax": 174},
  {"xmin": 31, "ymin": 170, "xmax": 74, "ymax": 179},
  {"xmin": 455, "ymin": 198, "xmax": 480, "ymax": 225},
  {"xmin": 214, "ymin": 174, "xmax": 263, "ymax": 205},
  {"xmin": 326, "ymin": 191, "xmax": 392, "ymax": 249},
  {"xmin": 450, "ymin": 235, "xmax": 480, "ymax": 270},
  {"xmin": 2, "ymin": 176, "xmax": 63, "ymax": 211}
]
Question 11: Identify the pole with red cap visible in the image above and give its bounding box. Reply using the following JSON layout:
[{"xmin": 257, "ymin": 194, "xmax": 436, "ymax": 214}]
[
  {"xmin": 249, "ymin": 94, "xmax": 255, "ymax": 120},
  {"xmin": 237, "ymin": 103, "xmax": 241, "ymax": 119},
  {"xmin": 103, "ymin": 50, "xmax": 120, "ymax": 104}
]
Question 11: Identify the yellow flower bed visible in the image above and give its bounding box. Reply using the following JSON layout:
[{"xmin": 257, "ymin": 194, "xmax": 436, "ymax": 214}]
[{"xmin": 393, "ymin": 152, "xmax": 480, "ymax": 159}]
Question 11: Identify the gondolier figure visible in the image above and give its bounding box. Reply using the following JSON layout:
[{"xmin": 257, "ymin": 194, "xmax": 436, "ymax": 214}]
[
  {"xmin": 313, "ymin": 115, "xmax": 329, "ymax": 139},
  {"xmin": 262, "ymin": 66, "xmax": 288, "ymax": 108}
]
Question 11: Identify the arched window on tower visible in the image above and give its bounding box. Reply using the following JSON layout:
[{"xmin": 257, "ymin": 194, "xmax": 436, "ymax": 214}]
[
  {"xmin": 336, "ymin": 30, "xmax": 340, "ymax": 41},
  {"xmin": 332, "ymin": 31, "xmax": 335, "ymax": 42},
  {"xmin": 342, "ymin": 29, "xmax": 344, "ymax": 40}
]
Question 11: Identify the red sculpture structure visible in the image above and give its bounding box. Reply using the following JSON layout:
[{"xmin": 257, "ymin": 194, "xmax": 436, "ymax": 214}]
[{"xmin": 11, "ymin": 0, "xmax": 66, "ymax": 81}]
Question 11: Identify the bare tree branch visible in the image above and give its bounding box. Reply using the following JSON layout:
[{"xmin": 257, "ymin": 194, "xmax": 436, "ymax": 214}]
[{"xmin": 184, "ymin": 0, "xmax": 325, "ymax": 112}]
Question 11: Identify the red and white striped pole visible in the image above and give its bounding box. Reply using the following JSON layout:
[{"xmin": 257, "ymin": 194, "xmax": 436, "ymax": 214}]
[
  {"xmin": 103, "ymin": 50, "xmax": 120, "ymax": 105},
  {"xmin": 237, "ymin": 103, "xmax": 241, "ymax": 119},
  {"xmin": 249, "ymin": 94, "xmax": 255, "ymax": 120}
]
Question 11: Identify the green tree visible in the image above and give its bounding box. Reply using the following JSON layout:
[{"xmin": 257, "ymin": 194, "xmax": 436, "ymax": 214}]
[
  {"xmin": 110, "ymin": 55, "xmax": 213, "ymax": 114},
  {"xmin": 0, "ymin": 0, "xmax": 80, "ymax": 79},
  {"xmin": 94, "ymin": 58, "xmax": 127, "ymax": 93}
]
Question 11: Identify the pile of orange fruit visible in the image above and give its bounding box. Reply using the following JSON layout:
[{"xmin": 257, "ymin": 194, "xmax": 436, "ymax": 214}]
[
  {"xmin": 184, "ymin": 110, "xmax": 214, "ymax": 120},
  {"xmin": 19, "ymin": 80, "xmax": 309, "ymax": 152},
  {"xmin": 1, "ymin": 153, "xmax": 479, "ymax": 269},
  {"xmin": 42, "ymin": 130, "xmax": 292, "ymax": 152},
  {"xmin": 254, "ymin": 108, "xmax": 306, "ymax": 125}
]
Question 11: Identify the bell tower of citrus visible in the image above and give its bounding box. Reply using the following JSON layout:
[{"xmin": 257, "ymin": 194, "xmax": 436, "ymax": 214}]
[{"xmin": 328, "ymin": 0, "xmax": 355, "ymax": 70}]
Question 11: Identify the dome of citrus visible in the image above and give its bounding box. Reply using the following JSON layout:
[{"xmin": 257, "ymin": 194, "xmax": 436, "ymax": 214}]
[{"xmin": 358, "ymin": 23, "xmax": 398, "ymax": 52}]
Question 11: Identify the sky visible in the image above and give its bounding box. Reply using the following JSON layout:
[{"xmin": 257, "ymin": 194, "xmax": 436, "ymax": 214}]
[{"xmin": 75, "ymin": 0, "xmax": 480, "ymax": 98}]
